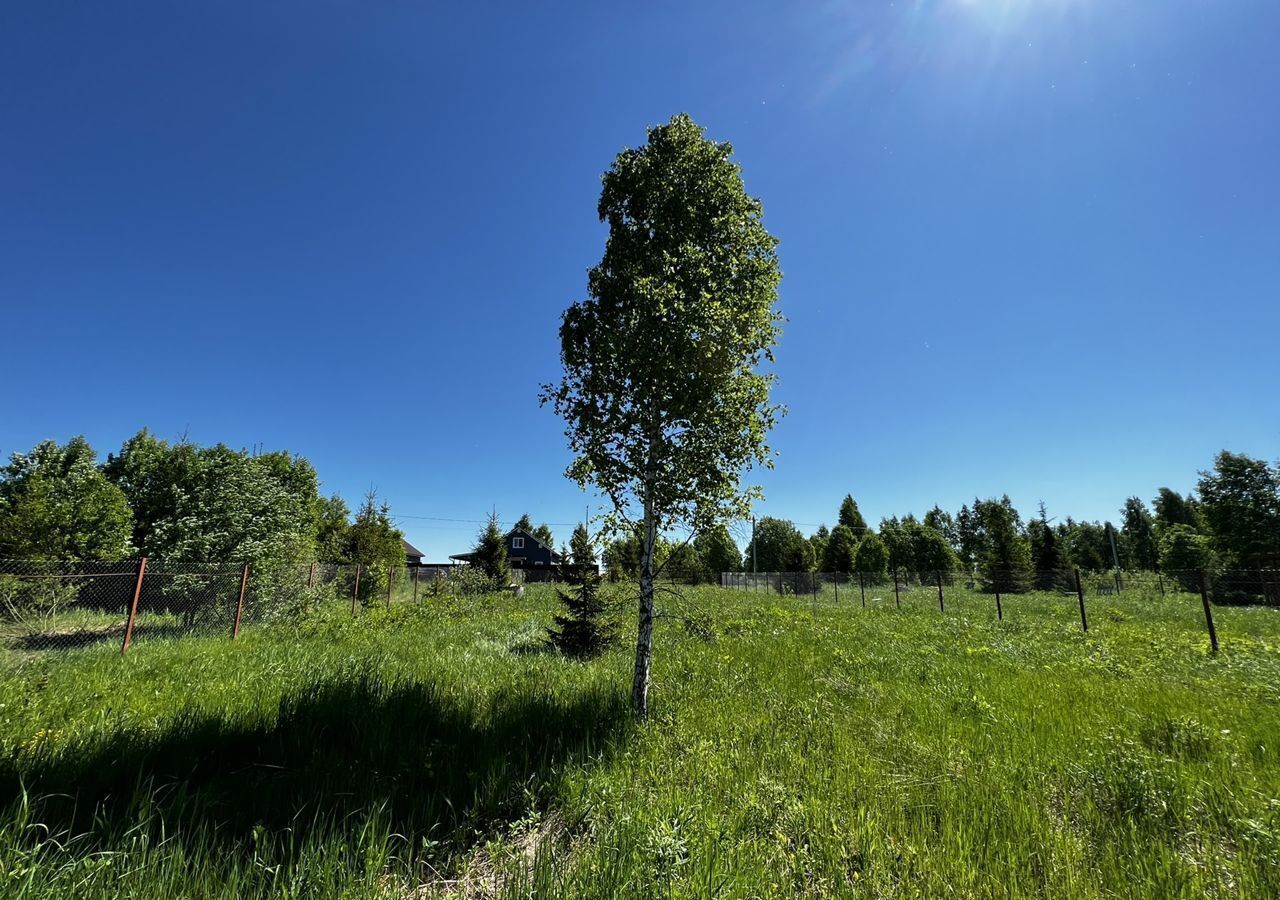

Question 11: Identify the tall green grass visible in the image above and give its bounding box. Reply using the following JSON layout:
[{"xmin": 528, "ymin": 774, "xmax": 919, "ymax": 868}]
[{"xmin": 1, "ymin": 583, "xmax": 1277, "ymax": 897}]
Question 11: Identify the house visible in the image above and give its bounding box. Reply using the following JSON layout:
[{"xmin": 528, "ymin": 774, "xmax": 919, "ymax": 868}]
[
  {"xmin": 403, "ymin": 539, "xmax": 426, "ymax": 569},
  {"xmin": 449, "ymin": 526, "xmax": 563, "ymax": 580}
]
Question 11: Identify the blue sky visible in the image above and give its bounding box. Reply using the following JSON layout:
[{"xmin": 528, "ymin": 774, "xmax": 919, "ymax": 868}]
[{"xmin": 2, "ymin": 0, "xmax": 1277, "ymax": 558}]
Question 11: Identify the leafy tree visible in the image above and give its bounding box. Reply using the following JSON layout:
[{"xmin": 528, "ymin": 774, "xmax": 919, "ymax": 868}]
[
  {"xmin": 923, "ymin": 506, "xmax": 957, "ymax": 549},
  {"xmin": 975, "ymin": 498, "xmax": 1033, "ymax": 593},
  {"xmin": 1197, "ymin": 451, "xmax": 1280, "ymax": 568},
  {"xmin": 878, "ymin": 517, "xmax": 911, "ymax": 573},
  {"xmin": 1159, "ymin": 524, "xmax": 1213, "ymax": 591},
  {"xmin": 345, "ymin": 491, "xmax": 406, "ymax": 603},
  {"xmin": 1120, "ymin": 497, "xmax": 1159, "ymax": 570},
  {"xmin": 821, "ymin": 524, "xmax": 859, "ymax": 574},
  {"xmin": 1062, "ymin": 519, "xmax": 1109, "ymax": 571},
  {"xmin": 695, "ymin": 524, "xmax": 742, "ymax": 576},
  {"xmin": 853, "ymin": 532, "xmax": 889, "ymax": 577},
  {"xmin": 1153, "ymin": 487, "xmax": 1201, "ymax": 534},
  {"xmin": 0, "ymin": 437, "xmax": 133, "ymax": 560},
  {"xmin": 541, "ymin": 113, "xmax": 782, "ymax": 716},
  {"xmin": 469, "ymin": 512, "xmax": 512, "ymax": 587},
  {"xmin": 533, "ymin": 523, "xmax": 555, "ymax": 547},
  {"xmin": 315, "ymin": 495, "xmax": 351, "ymax": 563},
  {"xmin": 661, "ymin": 540, "xmax": 704, "ymax": 582},
  {"xmin": 909, "ymin": 521, "xmax": 958, "ymax": 575},
  {"xmin": 751, "ymin": 518, "xmax": 806, "ymax": 572},
  {"xmin": 603, "ymin": 529, "xmax": 643, "ymax": 580},
  {"xmin": 808, "ymin": 525, "xmax": 830, "ymax": 570},
  {"xmin": 104, "ymin": 432, "xmax": 320, "ymax": 570},
  {"xmin": 838, "ymin": 494, "xmax": 868, "ymax": 533},
  {"xmin": 547, "ymin": 524, "xmax": 612, "ymax": 657},
  {"xmin": 955, "ymin": 503, "xmax": 981, "ymax": 566}
]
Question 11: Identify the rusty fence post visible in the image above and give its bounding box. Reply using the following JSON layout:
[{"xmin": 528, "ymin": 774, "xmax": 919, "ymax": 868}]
[
  {"xmin": 307, "ymin": 562, "xmax": 316, "ymax": 590},
  {"xmin": 351, "ymin": 564, "xmax": 362, "ymax": 616},
  {"xmin": 1074, "ymin": 568, "xmax": 1089, "ymax": 633},
  {"xmin": 1199, "ymin": 570, "xmax": 1219, "ymax": 654},
  {"xmin": 936, "ymin": 570, "xmax": 945, "ymax": 613},
  {"xmin": 232, "ymin": 563, "xmax": 249, "ymax": 640},
  {"xmin": 995, "ymin": 589, "xmax": 1003, "ymax": 621},
  {"xmin": 121, "ymin": 556, "xmax": 148, "ymax": 656}
]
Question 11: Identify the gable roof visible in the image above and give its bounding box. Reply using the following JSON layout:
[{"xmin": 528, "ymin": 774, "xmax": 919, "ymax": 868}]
[
  {"xmin": 402, "ymin": 538, "xmax": 426, "ymax": 558},
  {"xmin": 449, "ymin": 527, "xmax": 562, "ymax": 562}
]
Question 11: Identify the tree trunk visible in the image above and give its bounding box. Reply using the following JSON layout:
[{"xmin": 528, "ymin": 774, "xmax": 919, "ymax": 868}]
[{"xmin": 631, "ymin": 504, "xmax": 657, "ymax": 718}]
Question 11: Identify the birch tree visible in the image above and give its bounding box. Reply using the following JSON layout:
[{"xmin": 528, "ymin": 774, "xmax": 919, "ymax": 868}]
[{"xmin": 543, "ymin": 113, "xmax": 783, "ymax": 717}]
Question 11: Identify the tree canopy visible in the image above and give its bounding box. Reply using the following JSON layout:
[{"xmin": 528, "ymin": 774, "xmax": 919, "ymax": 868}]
[{"xmin": 543, "ymin": 113, "xmax": 782, "ymax": 716}]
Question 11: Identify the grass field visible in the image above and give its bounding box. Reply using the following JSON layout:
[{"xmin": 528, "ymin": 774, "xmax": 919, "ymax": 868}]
[{"xmin": 1, "ymin": 581, "xmax": 1278, "ymax": 898}]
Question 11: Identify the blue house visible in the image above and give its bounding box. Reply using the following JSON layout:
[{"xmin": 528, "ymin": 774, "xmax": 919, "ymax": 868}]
[{"xmin": 449, "ymin": 526, "xmax": 562, "ymax": 574}]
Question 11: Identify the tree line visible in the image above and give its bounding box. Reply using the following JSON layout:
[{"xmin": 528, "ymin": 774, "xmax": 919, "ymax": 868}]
[
  {"xmin": 0, "ymin": 431, "xmax": 405, "ymax": 599},
  {"xmin": 599, "ymin": 450, "xmax": 1279, "ymax": 593}
]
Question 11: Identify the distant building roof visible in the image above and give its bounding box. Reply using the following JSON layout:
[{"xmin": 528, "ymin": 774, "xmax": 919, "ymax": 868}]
[{"xmin": 403, "ymin": 538, "xmax": 426, "ymax": 559}]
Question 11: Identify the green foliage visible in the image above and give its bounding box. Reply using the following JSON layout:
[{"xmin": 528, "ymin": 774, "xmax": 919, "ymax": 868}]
[
  {"xmin": 1197, "ymin": 451, "xmax": 1280, "ymax": 568},
  {"xmin": 837, "ymin": 494, "xmax": 867, "ymax": 533},
  {"xmin": 1153, "ymin": 487, "xmax": 1201, "ymax": 534},
  {"xmin": 853, "ymin": 531, "xmax": 889, "ymax": 575},
  {"xmin": 344, "ymin": 491, "xmax": 405, "ymax": 603},
  {"xmin": 975, "ymin": 498, "xmax": 1033, "ymax": 592},
  {"xmin": 532, "ymin": 524, "xmax": 555, "ymax": 548},
  {"xmin": 807, "ymin": 524, "xmax": 829, "ymax": 570},
  {"xmin": 1121, "ymin": 497, "xmax": 1160, "ymax": 570},
  {"xmin": 515, "ymin": 514, "xmax": 534, "ymax": 534},
  {"xmin": 568, "ymin": 523, "xmax": 595, "ymax": 569},
  {"xmin": 542, "ymin": 111, "xmax": 783, "ymax": 539},
  {"xmin": 956, "ymin": 503, "xmax": 981, "ymax": 566},
  {"xmin": 821, "ymin": 524, "xmax": 859, "ymax": 574},
  {"xmin": 923, "ymin": 505, "xmax": 957, "ymax": 549},
  {"xmin": 694, "ymin": 524, "xmax": 741, "ymax": 576},
  {"xmin": 547, "ymin": 534, "xmax": 613, "ymax": 658},
  {"xmin": 315, "ymin": 495, "xmax": 351, "ymax": 564},
  {"xmin": 1029, "ymin": 516, "xmax": 1068, "ymax": 590},
  {"xmin": 104, "ymin": 430, "xmax": 320, "ymax": 571},
  {"xmin": 5, "ymin": 583, "xmax": 1278, "ymax": 897},
  {"xmin": 1159, "ymin": 525, "xmax": 1213, "ymax": 590},
  {"xmin": 0, "ymin": 437, "xmax": 133, "ymax": 561},
  {"xmin": 469, "ymin": 512, "xmax": 512, "ymax": 587},
  {"xmin": 1063, "ymin": 519, "xmax": 1110, "ymax": 571},
  {"xmin": 750, "ymin": 517, "xmax": 806, "ymax": 572},
  {"xmin": 603, "ymin": 530, "xmax": 643, "ymax": 580}
]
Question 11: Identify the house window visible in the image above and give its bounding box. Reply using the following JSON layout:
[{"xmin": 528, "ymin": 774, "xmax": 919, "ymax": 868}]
[{"xmin": 512, "ymin": 537, "xmax": 524, "ymax": 549}]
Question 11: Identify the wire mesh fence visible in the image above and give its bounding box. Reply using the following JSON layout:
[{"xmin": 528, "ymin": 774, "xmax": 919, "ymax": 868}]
[{"xmin": 3, "ymin": 557, "xmax": 1276, "ymax": 661}]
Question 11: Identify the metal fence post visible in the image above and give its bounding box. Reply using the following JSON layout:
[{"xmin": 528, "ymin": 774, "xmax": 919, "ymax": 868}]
[
  {"xmin": 936, "ymin": 570, "xmax": 945, "ymax": 613},
  {"xmin": 995, "ymin": 589, "xmax": 1002, "ymax": 621},
  {"xmin": 1074, "ymin": 568, "xmax": 1088, "ymax": 632},
  {"xmin": 387, "ymin": 566, "xmax": 394, "ymax": 608},
  {"xmin": 121, "ymin": 556, "xmax": 147, "ymax": 656},
  {"xmin": 351, "ymin": 564, "xmax": 361, "ymax": 616},
  {"xmin": 232, "ymin": 563, "xmax": 249, "ymax": 639},
  {"xmin": 1199, "ymin": 570, "xmax": 1219, "ymax": 654},
  {"xmin": 834, "ymin": 574, "xmax": 839, "ymax": 603},
  {"xmin": 1157, "ymin": 572, "xmax": 1164, "ymax": 597},
  {"xmin": 893, "ymin": 567, "xmax": 901, "ymax": 609},
  {"xmin": 858, "ymin": 571, "xmax": 865, "ymax": 608},
  {"xmin": 413, "ymin": 566, "xmax": 420, "ymax": 603},
  {"xmin": 307, "ymin": 561, "xmax": 316, "ymax": 590}
]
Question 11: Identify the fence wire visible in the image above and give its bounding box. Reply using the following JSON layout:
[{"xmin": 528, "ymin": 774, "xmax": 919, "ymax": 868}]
[{"xmin": 2, "ymin": 558, "xmax": 1276, "ymax": 660}]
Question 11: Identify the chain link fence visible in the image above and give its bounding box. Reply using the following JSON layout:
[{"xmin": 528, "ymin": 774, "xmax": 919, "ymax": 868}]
[{"xmin": 0, "ymin": 559, "xmax": 475, "ymax": 660}]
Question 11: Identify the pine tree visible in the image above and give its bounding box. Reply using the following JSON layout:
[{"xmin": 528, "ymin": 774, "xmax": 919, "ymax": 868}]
[
  {"xmin": 547, "ymin": 525, "xmax": 613, "ymax": 658},
  {"xmin": 838, "ymin": 495, "xmax": 868, "ymax": 533},
  {"xmin": 471, "ymin": 512, "xmax": 512, "ymax": 587}
]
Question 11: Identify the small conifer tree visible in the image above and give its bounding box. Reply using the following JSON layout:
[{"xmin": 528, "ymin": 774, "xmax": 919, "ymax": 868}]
[
  {"xmin": 548, "ymin": 524, "xmax": 613, "ymax": 658},
  {"xmin": 471, "ymin": 512, "xmax": 511, "ymax": 588}
]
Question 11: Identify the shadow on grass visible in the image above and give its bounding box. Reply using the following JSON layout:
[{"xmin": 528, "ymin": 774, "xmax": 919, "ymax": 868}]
[
  {"xmin": 3, "ymin": 621, "xmax": 196, "ymax": 652},
  {"xmin": 0, "ymin": 669, "xmax": 631, "ymax": 863}
]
